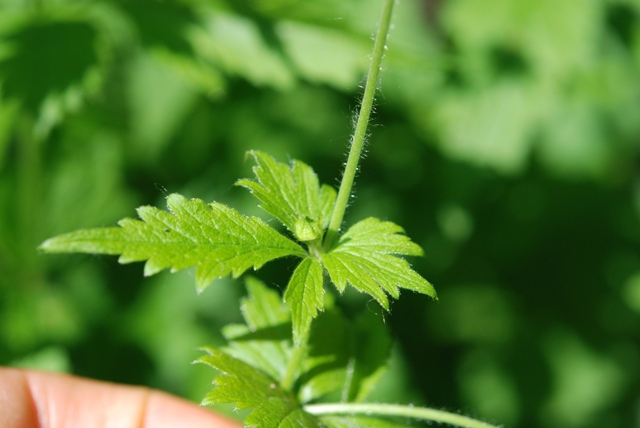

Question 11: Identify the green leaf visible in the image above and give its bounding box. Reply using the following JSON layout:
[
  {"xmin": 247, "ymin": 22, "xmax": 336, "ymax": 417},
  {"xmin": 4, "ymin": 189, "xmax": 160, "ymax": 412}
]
[
  {"xmin": 237, "ymin": 150, "xmax": 336, "ymax": 242},
  {"xmin": 39, "ymin": 193, "xmax": 306, "ymax": 292},
  {"xmin": 284, "ymin": 257, "xmax": 324, "ymax": 346},
  {"xmin": 299, "ymin": 308, "xmax": 351, "ymax": 403},
  {"xmin": 277, "ymin": 21, "xmax": 370, "ymax": 90},
  {"xmin": 223, "ymin": 323, "xmax": 291, "ymax": 381},
  {"xmin": 323, "ymin": 218, "xmax": 436, "ymax": 309},
  {"xmin": 197, "ymin": 347, "xmax": 290, "ymax": 426},
  {"xmin": 193, "ymin": 12, "xmax": 295, "ymax": 89},
  {"xmin": 350, "ymin": 310, "xmax": 392, "ymax": 402},
  {"xmin": 0, "ymin": 18, "xmax": 101, "ymax": 113},
  {"xmin": 214, "ymin": 279, "xmax": 391, "ymax": 409},
  {"xmin": 243, "ymin": 276, "xmax": 291, "ymax": 330},
  {"xmin": 222, "ymin": 278, "xmax": 293, "ymax": 380},
  {"xmin": 126, "ymin": 52, "xmax": 200, "ymax": 164},
  {"xmin": 197, "ymin": 347, "xmax": 323, "ymax": 428},
  {"xmin": 300, "ymin": 308, "xmax": 391, "ymax": 403},
  {"xmin": 278, "ymin": 409, "xmax": 324, "ymax": 428},
  {"xmin": 117, "ymin": 0, "xmax": 197, "ymax": 52}
]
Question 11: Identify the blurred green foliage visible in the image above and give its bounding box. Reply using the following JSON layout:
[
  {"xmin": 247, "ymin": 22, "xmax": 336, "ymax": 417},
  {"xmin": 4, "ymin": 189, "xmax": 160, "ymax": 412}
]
[{"xmin": 1, "ymin": 0, "xmax": 640, "ymax": 427}]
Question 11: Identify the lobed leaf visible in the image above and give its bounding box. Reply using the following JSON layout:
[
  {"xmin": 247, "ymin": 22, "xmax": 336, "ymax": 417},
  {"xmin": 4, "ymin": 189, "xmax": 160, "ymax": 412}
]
[
  {"xmin": 222, "ymin": 278, "xmax": 293, "ymax": 380},
  {"xmin": 323, "ymin": 217, "xmax": 436, "ymax": 308},
  {"xmin": 222, "ymin": 323, "xmax": 291, "ymax": 381},
  {"xmin": 210, "ymin": 280, "xmax": 392, "ymax": 417},
  {"xmin": 39, "ymin": 193, "xmax": 306, "ymax": 292},
  {"xmin": 197, "ymin": 347, "xmax": 323, "ymax": 428},
  {"xmin": 242, "ymin": 276, "xmax": 291, "ymax": 330},
  {"xmin": 335, "ymin": 217, "xmax": 424, "ymax": 256},
  {"xmin": 237, "ymin": 150, "xmax": 336, "ymax": 242},
  {"xmin": 278, "ymin": 409, "xmax": 324, "ymax": 428},
  {"xmin": 284, "ymin": 257, "xmax": 324, "ymax": 346}
]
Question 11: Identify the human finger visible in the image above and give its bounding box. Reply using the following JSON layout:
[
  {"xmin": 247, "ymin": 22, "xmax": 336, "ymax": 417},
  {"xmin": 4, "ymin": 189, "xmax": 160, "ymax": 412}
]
[{"xmin": 0, "ymin": 367, "xmax": 242, "ymax": 428}]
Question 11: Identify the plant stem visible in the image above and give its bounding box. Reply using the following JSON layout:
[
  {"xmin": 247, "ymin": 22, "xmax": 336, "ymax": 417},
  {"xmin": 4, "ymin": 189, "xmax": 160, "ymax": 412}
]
[
  {"xmin": 304, "ymin": 403, "xmax": 501, "ymax": 428},
  {"xmin": 323, "ymin": 0, "xmax": 395, "ymax": 250},
  {"xmin": 280, "ymin": 343, "xmax": 307, "ymax": 390}
]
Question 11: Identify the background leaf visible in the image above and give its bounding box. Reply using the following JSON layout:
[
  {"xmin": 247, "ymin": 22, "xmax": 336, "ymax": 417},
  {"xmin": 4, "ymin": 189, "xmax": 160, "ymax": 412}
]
[
  {"xmin": 350, "ymin": 310, "xmax": 393, "ymax": 402},
  {"xmin": 0, "ymin": 18, "xmax": 101, "ymax": 115},
  {"xmin": 299, "ymin": 306, "xmax": 392, "ymax": 404}
]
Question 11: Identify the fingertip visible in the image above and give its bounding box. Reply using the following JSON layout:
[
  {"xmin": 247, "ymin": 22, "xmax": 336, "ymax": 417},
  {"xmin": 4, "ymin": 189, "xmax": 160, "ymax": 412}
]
[{"xmin": 0, "ymin": 368, "xmax": 39, "ymax": 428}]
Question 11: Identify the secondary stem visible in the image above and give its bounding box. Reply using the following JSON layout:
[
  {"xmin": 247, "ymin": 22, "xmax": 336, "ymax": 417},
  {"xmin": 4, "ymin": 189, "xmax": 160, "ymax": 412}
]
[
  {"xmin": 304, "ymin": 403, "xmax": 501, "ymax": 428},
  {"xmin": 323, "ymin": 0, "xmax": 395, "ymax": 250},
  {"xmin": 280, "ymin": 343, "xmax": 307, "ymax": 390}
]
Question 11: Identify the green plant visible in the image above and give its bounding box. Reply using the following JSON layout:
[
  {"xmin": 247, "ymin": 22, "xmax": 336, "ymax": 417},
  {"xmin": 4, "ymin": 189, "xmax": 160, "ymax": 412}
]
[{"xmin": 40, "ymin": 1, "xmax": 498, "ymax": 427}]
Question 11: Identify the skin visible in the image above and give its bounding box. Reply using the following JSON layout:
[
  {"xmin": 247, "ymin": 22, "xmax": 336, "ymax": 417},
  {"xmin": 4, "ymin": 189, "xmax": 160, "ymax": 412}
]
[{"xmin": 0, "ymin": 368, "xmax": 242, "ymax": 428}]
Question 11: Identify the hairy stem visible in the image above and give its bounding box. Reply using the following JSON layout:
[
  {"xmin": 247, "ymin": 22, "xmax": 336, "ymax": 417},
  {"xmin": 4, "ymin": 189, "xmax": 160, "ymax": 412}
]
[
  {"xmin": 323, "ymin": 0, "xmax": 395, "ymax": 250},
  {"xmin": 304, "ymin": 403, "xmax": 500, "ymax": 428}
]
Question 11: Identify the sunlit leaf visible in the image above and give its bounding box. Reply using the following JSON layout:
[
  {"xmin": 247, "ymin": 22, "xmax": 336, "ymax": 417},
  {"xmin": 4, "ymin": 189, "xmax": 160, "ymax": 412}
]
[
  {"xmin": 126, "ymin": 52, "xmax": 198, "ymax": 163},
  {"xmin": 238, "ymin": 150, "xmax": 336, "ymax": 242},
  {"xmin": 323, "ymin": 218, "xmax": 436, "ymax": 309},
  {"xmin": 277, "ymin": 21, "xmax": 369, "ymax": 89},
  {"xmin": 429, "ymin": 80, "xmax": 541, "ymax": 174},
  {"xmin": 222, "ymin": 278, "xmax": 292, "ymax": 380},
  {"xmin": 284, "ymin": 257, "xmax": 324, "ymax": 345},
  {"xmin": 243, "ymin": 276, "xmax": 291, "ymax": 329},
  {"xmin": 197, "ymin": 347, "xmax": 323, "ymax": 428},
  {"xmin": 192, "ymin": 12, "xmax": 295, "ymax": 89},
  {"xmin": 39, "ymin": 193, "xmax": 306, "ymax": 292}
]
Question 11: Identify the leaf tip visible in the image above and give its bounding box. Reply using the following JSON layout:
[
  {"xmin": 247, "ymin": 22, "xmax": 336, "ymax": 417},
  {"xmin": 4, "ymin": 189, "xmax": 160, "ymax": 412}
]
[
  {"xmin": 37, "ymin": 238, "xmax": 55, "ymax": 252},
  {"xmin": 37, "ymin": 235, "xmax": 73, "ymax": 253},
  {"xmin": 243, "ymin": 149, "xmax": 258, "ymax": 160}
]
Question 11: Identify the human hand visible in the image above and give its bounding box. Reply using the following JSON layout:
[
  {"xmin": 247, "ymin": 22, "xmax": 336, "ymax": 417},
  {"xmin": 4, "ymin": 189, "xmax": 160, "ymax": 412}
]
[{"xmin": 0, "ymin": 367, "xmax": 242, "ymax": 428}]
